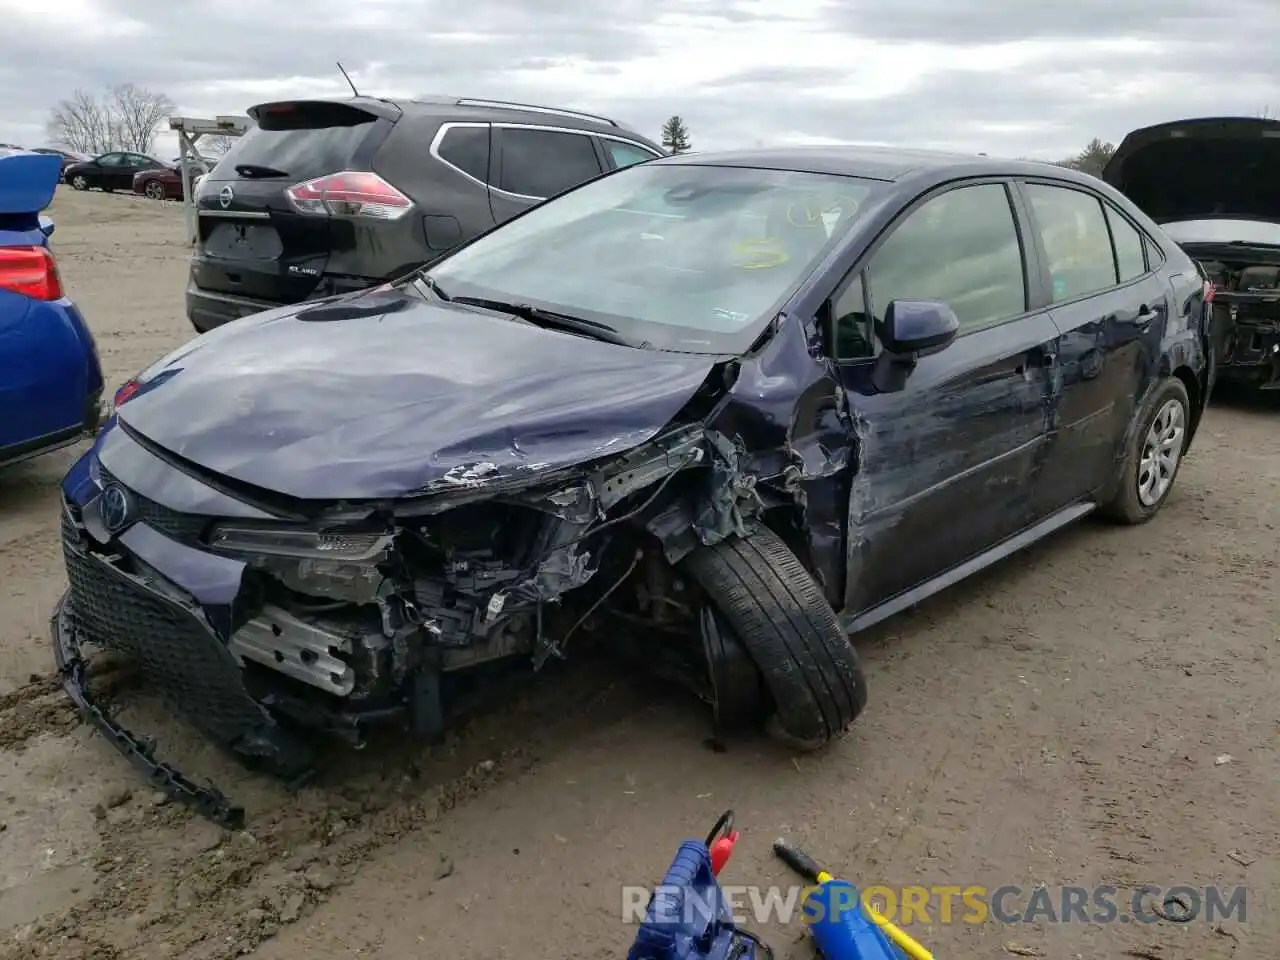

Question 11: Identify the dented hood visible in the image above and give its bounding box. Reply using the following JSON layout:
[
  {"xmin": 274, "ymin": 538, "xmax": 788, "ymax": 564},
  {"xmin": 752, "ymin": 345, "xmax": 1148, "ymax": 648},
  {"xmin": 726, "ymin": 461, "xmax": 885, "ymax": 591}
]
[
  {"xmin": 1103, "ymin": 117, "xmax": 1280, "ymax": 224},
  {"xmin": 115, "ymin": 291, "xmax": 717, "ymax": 501}
]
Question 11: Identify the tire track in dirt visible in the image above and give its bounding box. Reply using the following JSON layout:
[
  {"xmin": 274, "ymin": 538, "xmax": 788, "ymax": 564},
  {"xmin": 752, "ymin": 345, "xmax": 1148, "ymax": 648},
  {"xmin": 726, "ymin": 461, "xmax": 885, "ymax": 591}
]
[{"xmin": 0, "ymin": 653, "xmax": 664, "ymax": 960}]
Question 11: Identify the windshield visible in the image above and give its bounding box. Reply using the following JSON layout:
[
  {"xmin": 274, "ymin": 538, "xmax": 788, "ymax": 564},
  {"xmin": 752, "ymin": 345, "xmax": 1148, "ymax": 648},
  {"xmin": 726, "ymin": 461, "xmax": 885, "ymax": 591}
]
[
  {"xmin": 1163, "ymin": 219, "xmax": 1280, "ymax": 247},
  {"xmin": 425, "ymin": 163, "xmax": 885, "ymax": 354}
]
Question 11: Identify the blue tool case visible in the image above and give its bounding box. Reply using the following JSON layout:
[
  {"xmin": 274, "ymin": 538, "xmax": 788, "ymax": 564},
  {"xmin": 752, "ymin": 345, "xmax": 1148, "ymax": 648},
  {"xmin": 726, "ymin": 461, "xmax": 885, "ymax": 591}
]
[{"xmin": 627, "ymin": 840, "xmax": 768, "ymax": 960}]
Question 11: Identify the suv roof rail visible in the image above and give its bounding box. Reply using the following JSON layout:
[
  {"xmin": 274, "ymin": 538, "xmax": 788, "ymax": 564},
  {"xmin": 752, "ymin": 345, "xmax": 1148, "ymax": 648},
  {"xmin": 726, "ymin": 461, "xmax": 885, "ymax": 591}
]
[{"xmin": 454, "ymin": 98, "xmax": 619, "ymax": 128}]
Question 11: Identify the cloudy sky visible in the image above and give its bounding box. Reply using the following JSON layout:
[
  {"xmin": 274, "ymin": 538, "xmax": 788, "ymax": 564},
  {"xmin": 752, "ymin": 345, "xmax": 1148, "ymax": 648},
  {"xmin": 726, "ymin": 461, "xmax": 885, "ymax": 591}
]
[{"xmin": 2, "ymin": 0, "xmax": 1277, "ymax": 160}]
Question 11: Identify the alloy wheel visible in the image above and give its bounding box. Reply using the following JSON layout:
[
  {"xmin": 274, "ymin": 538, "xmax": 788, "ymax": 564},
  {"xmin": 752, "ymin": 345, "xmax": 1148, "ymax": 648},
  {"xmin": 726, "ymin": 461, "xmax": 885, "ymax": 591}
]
[{"xmin": 1137, "ymin": 398, "xmax": 1185, "ymax": 507}]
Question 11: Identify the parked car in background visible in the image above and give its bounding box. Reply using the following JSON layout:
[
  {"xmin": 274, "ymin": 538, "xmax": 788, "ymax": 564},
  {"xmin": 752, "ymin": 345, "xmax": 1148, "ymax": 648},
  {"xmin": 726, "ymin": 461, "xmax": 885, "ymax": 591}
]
[
  {"xmin": 1104, "ymin": 116, "xmax": 1280, "ymax": 391},
  {"xmin": 186, "ymin": 95, "xmax": 665, "ymax": 333},
  {"xmin": 31, "ymin": 147, "xmax": 91, "ymax": 181},
  {"xmin": 0, "ymin": 151, "xmax": 105, "ymax": 468},
  {"xmin": 133, "ymin": 164, "xmax": 186, "ymax": 200},
  {"xmin": 59, "ymin": 146, "xmax": 1208, "ymax": 802},
  {"xmin": 63, "ymin": 152, "xmax": 167, "ymax": 193}
]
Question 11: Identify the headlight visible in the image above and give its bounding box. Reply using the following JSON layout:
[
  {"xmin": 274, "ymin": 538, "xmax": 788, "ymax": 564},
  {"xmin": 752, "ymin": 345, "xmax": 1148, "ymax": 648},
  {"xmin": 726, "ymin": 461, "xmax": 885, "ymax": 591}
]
[{"xmin": 208, "ymin": 524, "xmax": 393, "ymax": 561}]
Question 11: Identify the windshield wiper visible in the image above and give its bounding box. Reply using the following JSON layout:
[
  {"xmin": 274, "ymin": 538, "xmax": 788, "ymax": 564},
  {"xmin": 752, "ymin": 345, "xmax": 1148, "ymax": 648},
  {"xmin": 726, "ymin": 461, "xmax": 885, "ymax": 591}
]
[
  {"xmin": 234, "ymin": 163, "xmax": 289, "ymax": 178},
  {"xmin": 412, "ymin": 274, "xmax": 452, "ymax": 301},
  {"xmin": 449, "ymin": 296, "xmax": 643, "ymax": 348}
]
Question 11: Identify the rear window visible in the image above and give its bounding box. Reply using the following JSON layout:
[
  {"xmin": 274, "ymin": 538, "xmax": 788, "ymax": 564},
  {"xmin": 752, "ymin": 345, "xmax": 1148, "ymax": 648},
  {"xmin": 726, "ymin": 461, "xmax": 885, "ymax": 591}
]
[{"xmin": 210, "ymin": 102, "xmax": 382, "ymax": 182}]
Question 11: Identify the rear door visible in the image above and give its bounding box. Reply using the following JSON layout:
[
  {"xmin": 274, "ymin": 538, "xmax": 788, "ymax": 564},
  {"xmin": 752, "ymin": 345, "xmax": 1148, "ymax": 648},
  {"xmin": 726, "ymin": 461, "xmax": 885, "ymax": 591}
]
[
  {"xmin": 1018, "ymin": 180, "xmax": 1166, "ymax": 513},
  {"xmin": 92, "ymin": 153, "xmax": 123, "ymax": 187},
  {"xmin": 191, "ymin": 100, "xmax": 396, "ymax": 305},
  {"xmin": 488, "ymin": 124, "xmax": 605, "ymax": 224}
]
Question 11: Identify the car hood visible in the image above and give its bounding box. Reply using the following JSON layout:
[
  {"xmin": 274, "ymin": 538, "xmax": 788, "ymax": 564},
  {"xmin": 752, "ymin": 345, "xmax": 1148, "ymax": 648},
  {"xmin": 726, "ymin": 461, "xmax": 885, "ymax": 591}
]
[
  {"xmin": 1103, "ymin": 117, "xmax": 1280, "ymax": 224},
  {"xmin": 115, "ymin": 290, "xmax": 718, "ymax": 502}
]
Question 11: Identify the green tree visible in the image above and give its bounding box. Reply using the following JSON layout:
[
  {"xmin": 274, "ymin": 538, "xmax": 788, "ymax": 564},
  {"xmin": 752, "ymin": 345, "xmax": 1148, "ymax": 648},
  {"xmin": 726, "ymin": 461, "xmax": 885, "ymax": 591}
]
[
  {"xmin": 661, "ymin": 115, "xmax": 692, "ymax": 154},
  {"xmin": 1054, "ymin": 137, "xmax": 1116, "ymax": 177}
]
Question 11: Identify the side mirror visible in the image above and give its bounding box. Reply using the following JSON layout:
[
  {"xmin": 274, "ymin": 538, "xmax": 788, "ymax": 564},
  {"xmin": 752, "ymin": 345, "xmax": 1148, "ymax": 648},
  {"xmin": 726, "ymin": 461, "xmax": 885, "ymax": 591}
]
[
  {"xmin": 870, "ymin": 299, "xmax": 959, "ymax": 393},
  {"xmin": 875, "ymin": 299, "xmax": 959, "ymax": 357},
  {"xmin": 38, "ymin": 215, "xmax": 55, "ymax": 238}
]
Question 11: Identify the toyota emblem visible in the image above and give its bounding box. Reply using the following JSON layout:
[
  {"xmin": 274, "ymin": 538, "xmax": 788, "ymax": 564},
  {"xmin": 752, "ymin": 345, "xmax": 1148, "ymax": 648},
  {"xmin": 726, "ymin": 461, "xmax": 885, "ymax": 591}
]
[
  {"xmin": 218, "ymin": 185, "xmax": 234, "ymax": 209},
  {"xmin": 98, "ymin": 483, "xmax": 135, "ymax": 535}
]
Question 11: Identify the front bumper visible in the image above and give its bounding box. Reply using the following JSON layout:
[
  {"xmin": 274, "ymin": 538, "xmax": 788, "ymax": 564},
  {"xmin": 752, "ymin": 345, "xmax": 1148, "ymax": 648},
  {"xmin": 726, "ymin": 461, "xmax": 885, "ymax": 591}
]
[
  {"xmin": 51, "ymin": 591, "xmax": 245, "ymax": 827},
  {"xmin": 56, "ymin": 501, "xmax": 312, "ymax": 818}
]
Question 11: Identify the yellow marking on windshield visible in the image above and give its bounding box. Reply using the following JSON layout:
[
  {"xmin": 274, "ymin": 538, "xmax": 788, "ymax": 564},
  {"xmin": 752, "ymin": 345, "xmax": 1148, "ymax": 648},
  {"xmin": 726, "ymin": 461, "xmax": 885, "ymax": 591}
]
[{"xmin": 730, "ymin": 237, "xmax": 789, "ymax": 269}]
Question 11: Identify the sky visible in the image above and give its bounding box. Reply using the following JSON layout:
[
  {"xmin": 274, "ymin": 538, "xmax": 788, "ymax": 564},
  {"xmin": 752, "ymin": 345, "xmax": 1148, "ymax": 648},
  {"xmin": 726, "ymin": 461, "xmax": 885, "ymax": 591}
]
[{"xmin": 1, "ymin": 0, "xmax": 1277, "ymax": 161}]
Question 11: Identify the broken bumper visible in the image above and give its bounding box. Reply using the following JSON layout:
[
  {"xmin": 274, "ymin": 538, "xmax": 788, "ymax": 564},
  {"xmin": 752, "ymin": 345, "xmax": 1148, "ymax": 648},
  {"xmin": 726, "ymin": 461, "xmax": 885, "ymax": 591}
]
[
  {"xmin": 51, "ymin": 591, "xmax": 245, "ymax": 827},
  {"xmin": 54, "ymin": 506, "xmax": 310, "ymax": 823}
]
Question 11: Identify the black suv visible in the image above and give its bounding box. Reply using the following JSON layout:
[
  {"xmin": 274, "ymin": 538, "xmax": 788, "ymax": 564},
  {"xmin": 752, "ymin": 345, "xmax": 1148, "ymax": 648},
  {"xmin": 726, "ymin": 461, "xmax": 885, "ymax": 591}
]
[{"xmin": 186, "ymin": 96, "xmax": 665, "ymax": 333}]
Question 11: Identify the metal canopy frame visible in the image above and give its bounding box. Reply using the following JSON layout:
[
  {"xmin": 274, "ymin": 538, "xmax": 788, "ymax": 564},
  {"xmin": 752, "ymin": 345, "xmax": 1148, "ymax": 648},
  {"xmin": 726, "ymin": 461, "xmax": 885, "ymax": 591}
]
[{"xmin": 168, "ymin": 115, "xmax": 251, "ymax": 245}]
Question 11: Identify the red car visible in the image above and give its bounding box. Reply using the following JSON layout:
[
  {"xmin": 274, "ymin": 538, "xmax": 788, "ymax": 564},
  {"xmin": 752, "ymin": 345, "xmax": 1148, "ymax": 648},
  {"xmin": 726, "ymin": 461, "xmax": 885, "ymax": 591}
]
[{"xmin": 132, "ymin": 165, "xmax": 185, "ymax": 200}]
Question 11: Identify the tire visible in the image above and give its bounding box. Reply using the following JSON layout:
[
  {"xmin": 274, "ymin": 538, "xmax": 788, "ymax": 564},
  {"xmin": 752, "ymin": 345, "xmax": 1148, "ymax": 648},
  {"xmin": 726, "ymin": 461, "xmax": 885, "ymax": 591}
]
[
  {"xmin": 144, "ymin": 180, "xmax": 165, "ymax": 200},
  {"xmin": 681, "ymin": 525, "xmax": 868, "ymax": 751},
  {"xmin": 70, "ymin": 175, "xmax": 88, "ymax": 190},
  {"xmin": 1100, "ymin": 376, "xmax": 1191, "ymax": 524}
]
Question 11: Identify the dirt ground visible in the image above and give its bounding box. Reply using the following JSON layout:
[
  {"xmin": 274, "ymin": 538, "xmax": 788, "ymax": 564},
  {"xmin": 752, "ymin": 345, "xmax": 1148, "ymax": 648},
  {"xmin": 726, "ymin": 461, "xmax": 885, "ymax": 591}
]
[{"xmin": 0, "ymin": 188, "xmax": 1275, "ymax": 960}]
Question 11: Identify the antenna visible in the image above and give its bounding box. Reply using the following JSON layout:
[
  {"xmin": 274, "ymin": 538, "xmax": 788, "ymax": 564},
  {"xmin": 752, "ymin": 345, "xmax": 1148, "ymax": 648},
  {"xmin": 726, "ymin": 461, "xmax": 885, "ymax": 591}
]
[{"xmin": 336, "ymin": 61, "xmax": 360, "ymax": 97}]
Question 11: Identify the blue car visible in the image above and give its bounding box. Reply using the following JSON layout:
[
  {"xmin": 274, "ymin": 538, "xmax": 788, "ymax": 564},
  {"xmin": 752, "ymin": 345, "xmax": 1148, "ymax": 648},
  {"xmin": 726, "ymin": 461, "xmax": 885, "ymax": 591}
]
[
  {"xmin": 0, "ymin": 149, "xmax": 105, "ymax": 468},
  {"xmin": 55, "ymin": 146, "xmax": 1210, "ymax": 825}
]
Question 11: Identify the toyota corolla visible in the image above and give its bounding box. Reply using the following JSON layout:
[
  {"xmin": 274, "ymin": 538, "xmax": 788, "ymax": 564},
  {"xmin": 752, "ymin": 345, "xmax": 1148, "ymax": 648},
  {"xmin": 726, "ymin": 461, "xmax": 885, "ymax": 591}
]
[{"xmin": 55, "ymin": 146, "xmax": 1209, "ymax": 822}]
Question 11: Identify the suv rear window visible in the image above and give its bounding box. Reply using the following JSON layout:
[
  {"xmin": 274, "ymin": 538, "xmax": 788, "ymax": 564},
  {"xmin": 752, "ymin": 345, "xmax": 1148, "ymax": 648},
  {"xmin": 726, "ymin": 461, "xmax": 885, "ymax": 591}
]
[
  {"xmin": 210, "ymin": 102, "xmax": 382, "ymax": 183},
  {"xmin": 498, "ymin": 128, "xmax": 602, "ymax": 198}
]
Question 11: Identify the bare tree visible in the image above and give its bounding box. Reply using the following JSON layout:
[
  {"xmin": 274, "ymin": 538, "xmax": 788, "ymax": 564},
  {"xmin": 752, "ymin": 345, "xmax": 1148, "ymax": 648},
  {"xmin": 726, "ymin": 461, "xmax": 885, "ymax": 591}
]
[
  {"xmin": 202, "ymin": 134, "xmax": 239, "ymax": 156},
  {"xmin": 46, "ymin": 84, "xmax": 175, "ymax": 156},
  {"xmin": 108, "ymin": 83, "xmax": 176, "ymax": 155},
  {"xmin": 45, "ymin": 89, "xmax": 113, "ymax": 154}
]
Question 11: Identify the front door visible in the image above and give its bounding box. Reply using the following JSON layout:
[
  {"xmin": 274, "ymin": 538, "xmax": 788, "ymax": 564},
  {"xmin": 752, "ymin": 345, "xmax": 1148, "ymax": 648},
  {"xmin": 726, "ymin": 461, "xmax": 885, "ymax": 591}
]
[
  {"xmin": 488, "ymin": 125, "xmax": 605, "ymax": 225},
  {"xmin": 1018, "ymin": 181, "xmax": 1165, "ymax": 512},
  {"xmin": 824, "ymin": 181, "xmax": 1059, "ymax": 617}
]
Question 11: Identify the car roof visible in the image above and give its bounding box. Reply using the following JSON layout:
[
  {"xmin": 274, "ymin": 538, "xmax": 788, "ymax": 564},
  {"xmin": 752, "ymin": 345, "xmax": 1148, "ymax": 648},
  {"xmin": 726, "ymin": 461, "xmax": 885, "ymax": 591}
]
[
  {"xmin": 652, "ymin": 144, "xmax": 1106, "ymax": 187},
  {"xmin": 249, "ymin": 94, "xmax": 653, "ymax": 143}
]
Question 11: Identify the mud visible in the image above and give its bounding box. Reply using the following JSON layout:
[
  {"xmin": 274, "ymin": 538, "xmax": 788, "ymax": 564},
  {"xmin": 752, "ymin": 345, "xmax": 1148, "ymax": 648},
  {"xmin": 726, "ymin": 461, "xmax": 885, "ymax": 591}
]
[{"xmin": 0, "ymin": 187, "xmax": 1276, "ymax": 959}]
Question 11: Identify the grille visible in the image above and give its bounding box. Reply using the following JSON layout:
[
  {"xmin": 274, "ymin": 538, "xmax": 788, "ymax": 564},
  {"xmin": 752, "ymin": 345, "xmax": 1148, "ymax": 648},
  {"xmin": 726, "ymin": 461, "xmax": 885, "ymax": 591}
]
[
  {"xmin": 99, "ymin": 466, "xmax": 211, "ymax": 545},
  {"xmin": 61, "ymin": 526, "xmax": 274, "ymax": 746}
]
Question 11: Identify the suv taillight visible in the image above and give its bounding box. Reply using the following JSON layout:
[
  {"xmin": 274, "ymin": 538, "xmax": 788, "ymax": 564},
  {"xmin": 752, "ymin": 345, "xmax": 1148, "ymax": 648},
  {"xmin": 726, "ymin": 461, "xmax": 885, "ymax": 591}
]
[
  {"xmin": 285, "ymin": 171, "xmax": 412, "ymax": 220},
  {"xmin": 0, "ymin": 246, "xmax": 63, "ymax": 300},
  {"xmin": 1203, "ymin": 279, "xmax": 1216, "ymax": 304}
]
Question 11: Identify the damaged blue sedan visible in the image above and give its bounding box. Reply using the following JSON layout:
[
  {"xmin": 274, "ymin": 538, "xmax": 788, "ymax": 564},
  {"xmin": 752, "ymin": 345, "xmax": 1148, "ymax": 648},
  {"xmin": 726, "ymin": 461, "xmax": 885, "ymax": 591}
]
[{"xmin": 55, "ymin": 146, "xmax": 1211, "ymax": 822}]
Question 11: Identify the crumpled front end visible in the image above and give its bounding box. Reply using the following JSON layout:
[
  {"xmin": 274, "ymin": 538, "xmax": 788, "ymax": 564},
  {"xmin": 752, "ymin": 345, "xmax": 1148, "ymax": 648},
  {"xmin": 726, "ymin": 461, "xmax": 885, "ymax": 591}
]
[{"xmin": 54, "ymin": 409, "xmax": 764, "ymax": 819}]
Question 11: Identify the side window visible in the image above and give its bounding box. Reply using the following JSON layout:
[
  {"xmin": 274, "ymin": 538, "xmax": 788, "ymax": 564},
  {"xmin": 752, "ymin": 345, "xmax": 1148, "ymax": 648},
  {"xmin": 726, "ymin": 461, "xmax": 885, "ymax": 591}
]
[
  {"xmin": 435, "ymin": 125, "xmax": 490, "ymax": 182},
  {"xmin": 98, "ymin": 153, "xmax": 123, "ymax": 166},
  {"xmin": 605, "ymin": 140, "xmax": 657, "ymax": 169},
  {"xmin": 827, "ymin": 272, "xmax": 874, "ymax": 360},
  {"xmin": 1144, "ymin": 234, "xmax": 1165, "ymax": 268},
  {"xmin": 1104, "ymin": 203, "xmax": 1147, "ymax": 281},
  {"xmin": 1025, "ymin": 183, "xmax": 1117, "ymax": 301},
  {"xmin": 498, "ymin": 128, "xmax": 603, "ymax": 198},
  {"xmin": 866, "ymin": 183, "xmax": 1026, "ymax": 332}
]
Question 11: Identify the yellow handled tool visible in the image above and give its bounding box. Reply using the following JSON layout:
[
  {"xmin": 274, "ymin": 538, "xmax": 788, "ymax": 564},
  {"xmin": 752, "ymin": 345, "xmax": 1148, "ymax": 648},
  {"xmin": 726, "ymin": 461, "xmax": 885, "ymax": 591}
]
[{"xmin": 773, "ymin": 838, "xmax": 935, "ymax": 960}]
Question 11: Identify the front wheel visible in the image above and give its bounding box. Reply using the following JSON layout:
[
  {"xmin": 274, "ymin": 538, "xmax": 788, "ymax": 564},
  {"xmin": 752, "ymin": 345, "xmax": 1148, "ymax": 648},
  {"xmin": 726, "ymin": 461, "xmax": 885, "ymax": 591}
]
[
  {"xmin": 70, "ymin": 175, "xmax": 88, "ymax": 190},
  {"xmin": 144, "ymin": 180, "xmax": 165, "ymax": 200},
  {"xmin": 1100, "ymin": 377, "xmax": 1190, "ymax": 524},
  {"xmin": 681, "ymin": 526, "xmax": 868, "ymax": 751}
]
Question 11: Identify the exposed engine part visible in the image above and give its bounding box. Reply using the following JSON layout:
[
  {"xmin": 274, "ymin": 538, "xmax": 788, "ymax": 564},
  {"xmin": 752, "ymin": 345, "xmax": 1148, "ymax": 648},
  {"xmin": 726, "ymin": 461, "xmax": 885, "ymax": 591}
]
[
  {"xmin": 228, "ymin": 605, "xmax": 363, "ymax": 696},
  {"xmin": 437, "ymin": 612, "xmax": 533, "ymax": 671}
]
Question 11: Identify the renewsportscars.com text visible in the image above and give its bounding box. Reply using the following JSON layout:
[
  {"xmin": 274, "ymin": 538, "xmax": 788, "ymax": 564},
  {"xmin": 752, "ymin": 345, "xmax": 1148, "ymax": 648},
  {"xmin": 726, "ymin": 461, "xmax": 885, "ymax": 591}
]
[{"xmin": 621, "ymin": 884, "xmax": 1247, "ymax": 926}]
